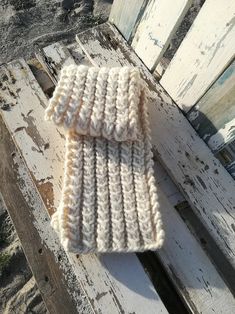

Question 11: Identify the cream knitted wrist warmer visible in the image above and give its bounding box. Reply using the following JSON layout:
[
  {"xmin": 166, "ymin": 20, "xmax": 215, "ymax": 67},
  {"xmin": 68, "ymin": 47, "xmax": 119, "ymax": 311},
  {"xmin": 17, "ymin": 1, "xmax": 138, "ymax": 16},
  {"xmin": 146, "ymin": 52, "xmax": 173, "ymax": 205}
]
[{"xmin": 45, "ymin": 65, "xmax": 164, "ymax": 253}]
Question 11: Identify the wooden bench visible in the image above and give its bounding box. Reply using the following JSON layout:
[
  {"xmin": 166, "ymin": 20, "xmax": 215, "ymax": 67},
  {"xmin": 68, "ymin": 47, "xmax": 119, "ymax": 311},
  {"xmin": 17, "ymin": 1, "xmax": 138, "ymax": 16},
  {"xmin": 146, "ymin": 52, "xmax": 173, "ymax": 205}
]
[{"xmin": 0, "ymin": 0, "xmax": 235, "ymax": 313}]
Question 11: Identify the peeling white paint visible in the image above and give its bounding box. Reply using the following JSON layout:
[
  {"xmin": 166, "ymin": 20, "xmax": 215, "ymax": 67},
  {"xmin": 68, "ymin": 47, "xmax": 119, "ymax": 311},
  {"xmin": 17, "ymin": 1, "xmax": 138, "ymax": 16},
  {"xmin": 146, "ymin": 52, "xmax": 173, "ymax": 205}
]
[
  {"xmin": 160, "ymin": 0, "xmax": 235, "ymax": 111},
  {"xmin": 131, "ymin": 0, "xmax": 191, "ymax": 71}
]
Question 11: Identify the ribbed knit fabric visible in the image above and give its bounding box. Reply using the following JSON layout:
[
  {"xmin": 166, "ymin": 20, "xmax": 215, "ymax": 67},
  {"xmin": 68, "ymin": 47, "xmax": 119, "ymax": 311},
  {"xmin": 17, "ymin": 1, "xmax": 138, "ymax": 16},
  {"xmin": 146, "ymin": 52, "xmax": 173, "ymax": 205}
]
[{"xmin": 45, "ymin": 64, "xmax": 164, "ymax": 253}]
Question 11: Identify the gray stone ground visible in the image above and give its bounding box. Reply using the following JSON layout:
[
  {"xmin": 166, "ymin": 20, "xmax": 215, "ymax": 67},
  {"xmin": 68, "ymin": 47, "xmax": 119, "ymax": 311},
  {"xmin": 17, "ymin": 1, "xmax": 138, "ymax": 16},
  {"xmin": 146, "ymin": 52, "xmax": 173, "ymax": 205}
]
[
  {"xmin": 0, "ymin": 1, "xmax": 112, "ymax": 313},
  {"xmin": 0, "ymin": 0, "xmax": 112, "ymax": 64},
  {"xmin": 0, "ymin": 195, "xmax": 48, "ymax": 313}
]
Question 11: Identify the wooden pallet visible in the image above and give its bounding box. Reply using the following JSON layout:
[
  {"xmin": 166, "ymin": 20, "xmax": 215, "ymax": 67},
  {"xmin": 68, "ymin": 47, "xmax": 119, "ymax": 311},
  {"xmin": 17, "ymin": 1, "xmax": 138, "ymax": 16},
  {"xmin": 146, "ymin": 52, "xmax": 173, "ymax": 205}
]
[{"xmin": 1, "ymin": 22, "xmax": 235, "ymax": 313}]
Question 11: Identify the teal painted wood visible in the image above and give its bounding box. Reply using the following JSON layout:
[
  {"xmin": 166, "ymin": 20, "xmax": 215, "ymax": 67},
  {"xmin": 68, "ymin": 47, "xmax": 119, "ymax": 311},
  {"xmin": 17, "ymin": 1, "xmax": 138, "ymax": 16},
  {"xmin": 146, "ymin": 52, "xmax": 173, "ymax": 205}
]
[
  {"xmin": 187, "ymin": 60, "xmax": 235, "ymax": 153},
  {"xmin": 109, "ymin": 0, "xmax": 147, "ymax": 41}
]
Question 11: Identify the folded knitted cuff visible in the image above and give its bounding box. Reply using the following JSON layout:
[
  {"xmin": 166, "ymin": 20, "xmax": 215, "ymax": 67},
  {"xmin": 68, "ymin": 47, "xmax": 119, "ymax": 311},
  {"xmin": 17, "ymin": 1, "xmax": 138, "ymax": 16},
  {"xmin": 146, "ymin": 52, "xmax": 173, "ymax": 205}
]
[
  {"xmin": 46, "ymin": 65, "xmax": 164, "ymax": 254},
  {"xmin": 45, "ymin": 65, "xmax": 142, "ymax": 141}
]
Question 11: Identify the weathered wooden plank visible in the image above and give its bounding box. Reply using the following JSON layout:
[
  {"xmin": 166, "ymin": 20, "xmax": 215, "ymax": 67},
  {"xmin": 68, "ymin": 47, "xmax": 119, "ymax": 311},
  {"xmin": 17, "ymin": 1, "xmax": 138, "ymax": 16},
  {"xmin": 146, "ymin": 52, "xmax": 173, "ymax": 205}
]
[
  {"xmin": 0, "ymin": 59, "xmax": 168, "ymax": 314},
  {"xmin": 35, "ymin": 42, "xmax": 76, "ymax": 84},
  {"xmin": 0, "ymin": 118, "xmax": 92, "ymax": 314},
  {"xmin": 131, "ymin": 0, "xmax": 191, "ymax": 71},
  {"xmin": 188, "ymin": 60, "xmax": 235, "ymax": 153},
  {"xmin": 76, "ymin": 23, "xmax": 235, "ymax": 313},
  {"xmin": 160, "ymin": 0, "xmax": 235, "ymax": 111},
  {"xmin": 109, "ymin": 0, "xmax": 147, "ymax": 41},
  {"xmin": 27, "ymin": 58, "xmax": 55, "ymax": 96}
]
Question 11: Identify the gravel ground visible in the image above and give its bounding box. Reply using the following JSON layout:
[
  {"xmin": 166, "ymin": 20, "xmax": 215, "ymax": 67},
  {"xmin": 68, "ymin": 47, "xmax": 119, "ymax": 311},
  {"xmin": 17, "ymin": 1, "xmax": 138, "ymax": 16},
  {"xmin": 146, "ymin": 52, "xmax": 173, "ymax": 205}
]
[
  {"xmin": 0, "ymin": 195, "xmax": 47, "ymax": 313},
  {"xmin": 0, "ymin": 0, "xmax": 112, "ymax": 64}
]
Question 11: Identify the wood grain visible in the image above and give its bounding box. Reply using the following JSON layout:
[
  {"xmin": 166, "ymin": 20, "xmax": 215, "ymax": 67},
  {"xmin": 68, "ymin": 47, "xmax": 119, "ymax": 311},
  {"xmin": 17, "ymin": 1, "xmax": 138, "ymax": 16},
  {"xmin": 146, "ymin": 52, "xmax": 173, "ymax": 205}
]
[
  {"xmin": 160, "ymin": 0, "xmax": 235, "ymax": 111},
  {"xmin": 76, "ymin": 23, "xmax": 235, "ymax": 314},
  {"xmin": 131, "ymin": 0, "xmax": 191, "ymax": 71}
]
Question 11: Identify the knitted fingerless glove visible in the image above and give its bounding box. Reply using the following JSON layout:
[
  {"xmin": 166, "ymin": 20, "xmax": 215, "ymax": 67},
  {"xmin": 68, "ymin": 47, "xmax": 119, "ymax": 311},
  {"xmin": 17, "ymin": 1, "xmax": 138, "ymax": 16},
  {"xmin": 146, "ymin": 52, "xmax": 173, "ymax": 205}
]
[{"xmin": 45, "ymin": 65, "xmax": 164, "ymax": 253}]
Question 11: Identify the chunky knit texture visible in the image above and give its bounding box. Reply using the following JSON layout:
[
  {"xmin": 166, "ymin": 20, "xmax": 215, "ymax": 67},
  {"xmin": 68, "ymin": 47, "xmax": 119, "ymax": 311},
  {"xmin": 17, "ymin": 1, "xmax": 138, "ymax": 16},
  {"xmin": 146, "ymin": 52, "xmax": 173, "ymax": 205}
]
[{"xmin": 46, "ymin": 64, "xmax": 164, "ymax": 253}]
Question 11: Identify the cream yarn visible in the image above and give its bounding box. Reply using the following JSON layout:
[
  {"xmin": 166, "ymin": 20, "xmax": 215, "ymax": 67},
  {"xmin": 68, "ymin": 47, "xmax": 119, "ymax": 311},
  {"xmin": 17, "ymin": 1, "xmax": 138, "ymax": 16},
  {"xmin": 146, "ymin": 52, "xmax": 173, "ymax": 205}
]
[{"xmin": 45, "ymin": 64, "xmax": 164, "ymax": 253}]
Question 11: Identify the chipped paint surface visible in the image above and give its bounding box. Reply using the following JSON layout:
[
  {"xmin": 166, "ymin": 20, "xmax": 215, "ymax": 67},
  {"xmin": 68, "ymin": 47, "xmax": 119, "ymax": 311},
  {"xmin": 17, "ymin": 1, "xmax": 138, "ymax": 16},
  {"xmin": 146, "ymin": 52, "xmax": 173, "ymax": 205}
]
[
  {"xmin": 131, "ymin": 0, "xmax": 191, "ymax": 70},
  {"xmin": 76, "ymin": 22, "xmax": 235, "ymax": 314},
  {"xmin": 160, "ymin": 0, "xmax": 235, "ymax": 111},
  {"xmin": 11, "ymin": 152, "xmax": 92, "ymax": 314},
  {"xmin": 0, "ymin": 59, "xmax": 64, "ymax": 211}
]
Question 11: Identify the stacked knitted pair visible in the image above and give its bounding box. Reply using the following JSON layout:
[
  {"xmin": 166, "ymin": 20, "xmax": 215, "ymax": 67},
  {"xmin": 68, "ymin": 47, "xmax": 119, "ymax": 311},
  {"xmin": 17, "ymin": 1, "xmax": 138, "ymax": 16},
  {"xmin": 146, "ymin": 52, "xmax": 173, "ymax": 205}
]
[{"xmin": 45, "ymin": 64, "xmax": 164, "ymax": 253}]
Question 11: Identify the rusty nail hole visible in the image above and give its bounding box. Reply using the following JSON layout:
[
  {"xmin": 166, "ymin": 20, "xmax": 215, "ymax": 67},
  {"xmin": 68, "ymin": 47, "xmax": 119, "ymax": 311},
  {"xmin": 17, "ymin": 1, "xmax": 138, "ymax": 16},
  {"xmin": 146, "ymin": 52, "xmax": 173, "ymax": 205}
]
[
  {"xmin": 38, "ymin": 248, "xmax": 43, "ymax": 254},
  {"xmin": 44, "ymin": 275, "xmax": 49, "ymax": 282},
  {"xmin": 44, "ymin": 143, "xmax": 50, "ymax": 150},
  {"xmin": 200, "ymin": 238, "xmax": 207, "ymax": 245}
]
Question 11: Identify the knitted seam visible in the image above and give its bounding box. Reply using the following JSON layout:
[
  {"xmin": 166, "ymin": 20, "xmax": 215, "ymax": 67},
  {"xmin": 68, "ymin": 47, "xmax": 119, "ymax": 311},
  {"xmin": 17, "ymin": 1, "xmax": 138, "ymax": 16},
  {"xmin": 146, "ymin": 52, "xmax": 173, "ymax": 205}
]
[{"xmin": 46, "ymin": 65, "xmax": 164, "ymax": 253}]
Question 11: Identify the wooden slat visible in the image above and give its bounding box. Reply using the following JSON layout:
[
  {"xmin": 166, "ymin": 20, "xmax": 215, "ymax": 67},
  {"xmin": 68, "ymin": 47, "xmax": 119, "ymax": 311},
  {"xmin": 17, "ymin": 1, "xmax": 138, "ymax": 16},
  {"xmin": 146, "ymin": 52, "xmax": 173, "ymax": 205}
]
[
  {"xmin": 109, "ymin": 0, "xmax": 146, "ymax": 41},
  {"xmin": 76, "ymin": 23, "xmax": 235, "ymax": 313},
  {"xmin": 131, "ymin": 0, "xmax": 191, "ymax": 71},
  {"xmin": 0, "ymin": 59, "xmax": 168, "ymax": 314},
  {"xmin": 160, "ymin": 0, "xmax": 235, "ymax": 111},
  {"xmin": 188, "ymin": 60, "xmax": 235, "ymax": 153},
  {"xmin": 0, "ymin": 120, "xmax": 92, "ymax": 314}
]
